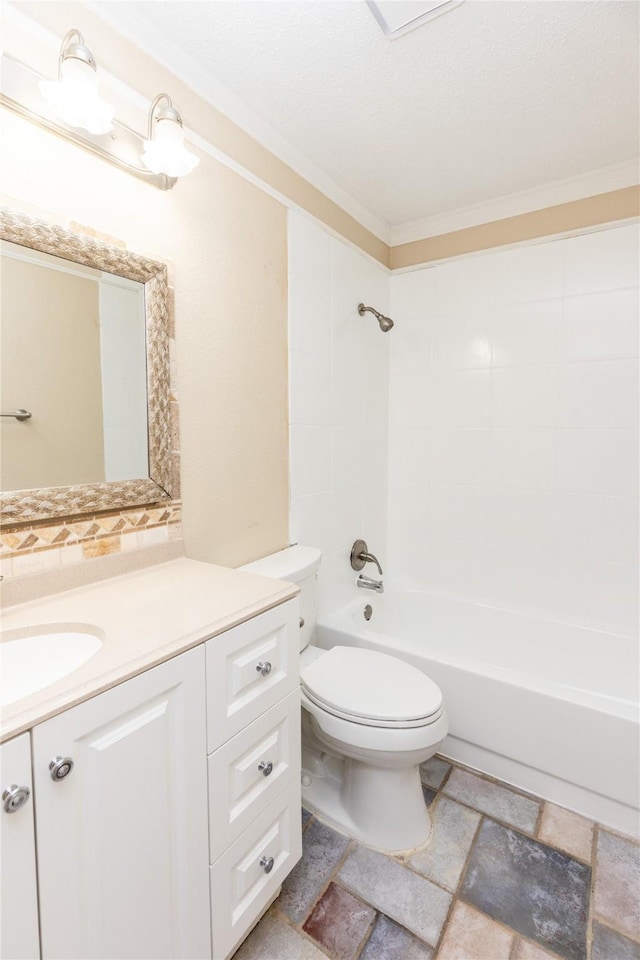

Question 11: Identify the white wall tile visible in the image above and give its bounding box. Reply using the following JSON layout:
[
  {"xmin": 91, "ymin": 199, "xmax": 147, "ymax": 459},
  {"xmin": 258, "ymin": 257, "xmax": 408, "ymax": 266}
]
[
  {"xmin": 559, "ymin": 360, "xmax": 639, "ymax": 429},
  {"xmin": 388, "ymin": 428, "xmax": 431, "ymax": 482},
  {"xmin": 492, "ymin": 300, "xmax": 562, "ymax": 367},
  {"xmin": 491, "ymin": 365, "xmax": 560, "ymax": 429},
  {"xmin": 431, "ymin": 369, "xmax": 491, "ymax": 427},
  {"xmin": 389, "ymin": 370, "xmax": 431, "ymax": 428},
  {"xmin": 563, "ymin": 288, "xmax": 639, "ymax": 361},
  {"xmin": 288, "ymin": 211, "xmax": 332, "ymax": 358},
  {"xmin": 289, "ymin": 424, "xmax": 331, "ymax": 497},
  {"xmin": 331, "ymin": 427, "xmax": 367, "ymax": 489},
  {"xmin": 553, "ymin": 492, "xmax": 639, "ymax": 565},
  {"xmin": 289, "ymin": 350, "xmax": 331, "ymax": 425},
  {"xmin": 557, "ymin": 429, "xmax": 639, "ymax": 497},
  {"xmin": 485, "ymin": 487, "xmax": 556, "ymax": 551},
  {"xmin": 489, "ymin": 429, "xmax": 557, "ymax": 489},
  {"xmin": 425, "ymin": 483, "xmax": 490, "ymax": 542},
  {"xmin": 434, "ymin": 253, "xmax": 495, "ymax": 314},
  {"xmin": 428, "ymin": 429, "xmax": 490, "ymax": 485},
  {"xmin": 494, "ymin": 239, "xmax": 563, "ymax": 305},
  {"xmin": 564, "ymin": 223, "xmax": 640, "ymax": 296},
  {"xmin": 290, "ymin": 491, "xmax": 334, "ymax": 554},
  {"xmin": 433, "ymin": 311, "xmax": 492, "ymax": 369}
]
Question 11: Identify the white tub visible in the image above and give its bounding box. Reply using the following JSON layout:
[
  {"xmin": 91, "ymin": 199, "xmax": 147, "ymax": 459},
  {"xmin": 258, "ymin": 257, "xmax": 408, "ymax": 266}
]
[{"xmin": 316, "ymin": 590, "xmax": 640, "ymax": 836}]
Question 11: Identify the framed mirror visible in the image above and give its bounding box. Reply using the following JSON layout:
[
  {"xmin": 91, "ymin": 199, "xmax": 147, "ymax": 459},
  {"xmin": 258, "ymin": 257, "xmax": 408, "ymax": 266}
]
[{"xmin": 0, "ymin": 208, "xmax": 173, "ymax": 526}]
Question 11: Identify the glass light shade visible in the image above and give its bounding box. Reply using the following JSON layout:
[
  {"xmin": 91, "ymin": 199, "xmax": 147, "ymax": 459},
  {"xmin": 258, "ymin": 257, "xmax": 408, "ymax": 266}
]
[
  {"xmin": 141, "ymin": 117, "xmax": 199, "ymax": 178},
  {"xmin": 39, "ymin": 57, "xmax": 114, "ymax": 135}
]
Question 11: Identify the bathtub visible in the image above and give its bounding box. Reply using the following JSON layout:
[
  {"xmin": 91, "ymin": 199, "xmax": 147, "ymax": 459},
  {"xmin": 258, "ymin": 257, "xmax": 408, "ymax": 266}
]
[{"xmin": 316, "ymin": 590, "xmax": 640, "ymax": 837}]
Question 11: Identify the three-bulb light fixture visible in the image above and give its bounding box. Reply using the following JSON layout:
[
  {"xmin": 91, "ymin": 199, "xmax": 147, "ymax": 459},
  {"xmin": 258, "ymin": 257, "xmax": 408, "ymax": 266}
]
[{"xmin": 38, "ymin": 29, "xmax": 199, "ymax": 182}]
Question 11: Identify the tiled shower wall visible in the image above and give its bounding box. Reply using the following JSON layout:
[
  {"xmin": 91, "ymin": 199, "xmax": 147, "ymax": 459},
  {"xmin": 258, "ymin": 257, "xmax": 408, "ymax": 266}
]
[
  {"xmin": 288, "ymin": 211, "xmax": 390, "ymax": 615},
  {"xmin": 388, "ymin": 222, "xmax": 639, "ymax": 637}
]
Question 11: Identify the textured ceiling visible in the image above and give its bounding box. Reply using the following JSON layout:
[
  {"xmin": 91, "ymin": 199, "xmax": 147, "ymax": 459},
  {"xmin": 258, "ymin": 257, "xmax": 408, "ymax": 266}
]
[{"xmin": 91, "ymin": 0, "xmax": 639, "ymax": 230}]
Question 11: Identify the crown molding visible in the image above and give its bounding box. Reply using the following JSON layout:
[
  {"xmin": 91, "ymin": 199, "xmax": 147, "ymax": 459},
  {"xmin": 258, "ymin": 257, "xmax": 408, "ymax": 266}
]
[
  {"xmin": 391, "ymin": 159, "xmax": 640, "ymax": 245},
  {"xmin": 85, "ymin": 1, "xmax": 391, "ymax": 245}
]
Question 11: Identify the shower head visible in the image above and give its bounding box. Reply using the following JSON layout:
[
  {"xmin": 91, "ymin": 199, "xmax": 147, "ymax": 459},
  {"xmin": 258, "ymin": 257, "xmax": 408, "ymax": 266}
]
[{"xmin": 358, "ymin": 303, "xmax": 394, "ymax": 333}]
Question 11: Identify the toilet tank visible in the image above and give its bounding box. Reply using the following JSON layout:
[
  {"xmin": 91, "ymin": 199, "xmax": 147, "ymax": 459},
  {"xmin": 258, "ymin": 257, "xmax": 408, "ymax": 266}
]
[{"xmin": 239, "ymin": 545, "xmax": 321, "ymax": 651}]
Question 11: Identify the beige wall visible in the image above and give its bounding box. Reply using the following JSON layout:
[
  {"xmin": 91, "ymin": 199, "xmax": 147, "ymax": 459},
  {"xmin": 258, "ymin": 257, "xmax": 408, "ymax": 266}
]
[
  {"xmin": 1, "ymin": 102, "xmax": 289, "ymax": 567},
  {"xmin": 1, "ymin": 256, "xmax": 105, "ymax": 489},
  {"xmin": 391, "ymin": 187, "xmax": 640, "ymax": 269}
]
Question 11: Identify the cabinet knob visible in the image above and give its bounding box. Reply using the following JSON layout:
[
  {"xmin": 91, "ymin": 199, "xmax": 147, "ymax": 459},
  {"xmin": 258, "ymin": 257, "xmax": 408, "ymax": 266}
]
[
  {"xmin": 49, "ymin": 756, "xmax": 74, "ymax": 781},
  {"xmin": 2, "ymin": 784, "xmax": 30, "ymax": 814},
  {"xmin": 259, "ymin": 855, "xmax": 275, "ymax": 874},
  {"xmin": 258, "ymin": 760, "xmax": 273, "ymax": 777},
  {"xmin": 255, "ymin": 661, "xmax": 272, "ymax": 677}
]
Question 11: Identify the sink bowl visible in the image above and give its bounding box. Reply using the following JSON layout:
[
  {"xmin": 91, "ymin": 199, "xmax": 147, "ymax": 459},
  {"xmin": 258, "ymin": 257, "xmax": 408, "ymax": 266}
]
[{"xmin": 1, "ymin": 625, "xmax": 103, "ymax": 707}]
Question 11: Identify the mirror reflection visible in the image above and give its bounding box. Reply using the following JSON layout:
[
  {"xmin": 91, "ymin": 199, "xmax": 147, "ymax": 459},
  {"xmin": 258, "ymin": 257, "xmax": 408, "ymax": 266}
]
[{"xmin": 1, "ymin": 240, "xmax": 148, "ymax": 492}]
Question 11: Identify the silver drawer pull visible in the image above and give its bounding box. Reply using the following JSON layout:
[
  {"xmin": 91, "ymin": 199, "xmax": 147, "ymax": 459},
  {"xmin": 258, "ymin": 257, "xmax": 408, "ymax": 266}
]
[
  {"xmin": 49, "ymin": 756, "xmax": 74, "ymax": 781},
  {"xmin": 259, "ymin": 855, "xmax": 274, "ymax": 874},
  {"xmin": 258, "ymin": 760, "xmax": 273, "ymax": 777},
  {"xmin": 299, "ymin": 617, "xmax": 305, "ymax": 628},
  {"xmin": 2, "ymin": 784, "xmax": 30, "ymax": 813},
  {"xmin": 255, "ymin": 661, "xmax": 272, "ymax": 677}
]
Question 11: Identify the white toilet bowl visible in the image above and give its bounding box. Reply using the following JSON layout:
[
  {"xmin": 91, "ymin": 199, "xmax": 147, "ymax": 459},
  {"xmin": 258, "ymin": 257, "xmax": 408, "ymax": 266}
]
[
  {"xmin": 300, "ymin": 644, "xmax": 448, "ymax": 851},
  {"xmin": 240, "ymin": 545, "xmax": 448, "ymax": 853}
]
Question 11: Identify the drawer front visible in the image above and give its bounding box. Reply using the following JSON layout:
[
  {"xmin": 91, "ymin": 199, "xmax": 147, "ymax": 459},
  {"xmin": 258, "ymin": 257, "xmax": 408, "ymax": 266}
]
[
  {"xmin": 210, "ymin": 780, "xmax": 302, "ymax": 960},
  {"xmin": 208, "ymin": 690, "xmax": 301, "ymax": 863},
  {"xmin": 206, "ymin": 599, "xmax": 299, "ymax": 752}
]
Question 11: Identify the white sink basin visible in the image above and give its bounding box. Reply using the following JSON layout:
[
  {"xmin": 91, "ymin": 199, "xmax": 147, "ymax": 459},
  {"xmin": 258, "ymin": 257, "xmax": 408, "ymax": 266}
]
[{"xmin": 1, "ymin": 626, "xmax": 104, "ymax": 707}]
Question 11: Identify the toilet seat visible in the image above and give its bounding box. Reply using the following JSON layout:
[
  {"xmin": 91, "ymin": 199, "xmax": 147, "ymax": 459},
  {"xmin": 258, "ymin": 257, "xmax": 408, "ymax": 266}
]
[{"xmin": 301, "ymin": 645, "xmax": 443, "ymax": 729}]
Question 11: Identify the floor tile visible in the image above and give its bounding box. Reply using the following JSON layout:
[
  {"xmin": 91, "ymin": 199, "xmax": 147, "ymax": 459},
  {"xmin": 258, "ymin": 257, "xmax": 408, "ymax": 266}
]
[
  {"xmin": 514, "ymin": 937, "xmax": 563, "ymax": 959},
  {"xmin": 420, "ymin": 756, "xmax": 452, "ymax": 790},
  {"xmin": 302, "ymin": 808, "xmax": 313, "ymax": 827},
  {"xmin": 302, "ymin": 883, "xmax": 375, "ymax": 960},
  {"xmin": 594, "ymin": 830, "xmax": 640, "ymax": 941},
  {"xmin": 538, "ymin": 804, "xmax": 594, "ymax": 862},
  {"xmin": 279, "ymin": 819, "xmax": 350, "ymax": 923},
  {"xmin": 408, "ymin": 795, "xmax": 481, "ymax": 891},
  {"xmin": 361, "ymin": 914, "xmax": 433, "ymax": 960},
  {"xmin": 338, "ymin": 844, "xmax": 452, "ymax": 947},
  {"xmin": 444, "ymin": 768, "xmax": 540, "ymax": 833},
  {"xmin": 423, "ymin": 785, "xmax": 438, "ymax": 807},
  {"xmin": 460, "ymin": 818, "xmax": 591, "ymax": 960},
  {"xmin": 437, "ymin": 901, "xmax": 514, "ymax": 960},
  {"xmin": 592, "ymin": 921, "xmax": 640, "ymax": 960},
  {"xmin": 232, "ymin": 910, "xmax": 327, "ymax": 959}
]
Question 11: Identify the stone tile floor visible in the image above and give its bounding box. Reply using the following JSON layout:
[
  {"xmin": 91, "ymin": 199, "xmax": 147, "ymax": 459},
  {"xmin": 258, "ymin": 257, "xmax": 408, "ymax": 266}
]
[{"xmin": 233, "ymin": 756, "xmax": 640, "ymax": 960}]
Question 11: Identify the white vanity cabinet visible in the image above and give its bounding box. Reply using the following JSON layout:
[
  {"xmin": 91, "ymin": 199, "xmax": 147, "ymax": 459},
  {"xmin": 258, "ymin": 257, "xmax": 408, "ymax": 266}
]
[
  {"xmin": 0, "ymin": 733, "xmax": 40, "ymax": 960},
  {"xmin": 32, "ymin": 646, "xmax": 211, "ymax": 960},
  {"xmin": 0, "ymin": 594, "xmax": 302, "ymax": 960}
]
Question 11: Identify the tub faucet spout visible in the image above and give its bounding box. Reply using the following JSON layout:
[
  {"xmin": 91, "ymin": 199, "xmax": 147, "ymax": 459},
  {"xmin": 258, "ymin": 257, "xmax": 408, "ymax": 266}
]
[{"xmin": 357, "ymin": 574, "xmax": 384, "ymax": 594}]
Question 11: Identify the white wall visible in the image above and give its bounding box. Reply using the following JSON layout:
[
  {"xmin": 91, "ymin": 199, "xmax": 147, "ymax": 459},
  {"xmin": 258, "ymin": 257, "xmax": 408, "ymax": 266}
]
[
  {"xmin": 389, "ymin": 222, "xmax": 639, "ymax": 637},
  {"xmin": 288, "ymin": 211, "xmax": 390, "ymax": 615}
]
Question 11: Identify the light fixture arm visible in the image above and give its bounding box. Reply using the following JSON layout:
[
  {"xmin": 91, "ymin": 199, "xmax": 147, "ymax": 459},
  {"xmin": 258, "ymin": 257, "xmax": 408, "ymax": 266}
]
[
  {"xmin": 147, "ymin": 93, "xmax": 183, "ymax": 138},
  {"xmin": 57, "ymin": 29, "xmax": 96, "ymax": 78}
]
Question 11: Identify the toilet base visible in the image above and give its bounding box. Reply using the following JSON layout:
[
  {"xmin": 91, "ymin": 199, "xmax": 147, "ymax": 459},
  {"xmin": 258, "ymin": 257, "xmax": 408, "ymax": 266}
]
[{"xmin": 301, "ymin": 749, "xmax": 432, "ymax": 854}]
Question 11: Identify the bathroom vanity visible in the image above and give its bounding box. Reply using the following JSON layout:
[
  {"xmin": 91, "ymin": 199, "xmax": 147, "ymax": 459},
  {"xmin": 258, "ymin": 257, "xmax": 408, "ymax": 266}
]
[{"xmin": 0, "ymin": 559, "xmax": 301, "ymax": 960}]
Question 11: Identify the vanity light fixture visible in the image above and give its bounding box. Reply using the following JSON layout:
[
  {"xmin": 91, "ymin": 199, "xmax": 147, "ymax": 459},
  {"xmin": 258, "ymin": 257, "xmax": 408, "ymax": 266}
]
[
  {"xmin": 141, "ymin": 94, "xmax": 199, "ymax": 178},
  {"xmin": 1, "ymin": 30, "xmax": 198, "ymax": 190},
  {"xmin": 38, "ymin": 29, "xmax": 114, "ymax": 135}
]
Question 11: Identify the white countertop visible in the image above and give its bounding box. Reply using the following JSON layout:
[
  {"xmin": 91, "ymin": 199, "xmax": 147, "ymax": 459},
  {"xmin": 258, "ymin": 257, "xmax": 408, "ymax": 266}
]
[{"xmin": 0, "ymin": 557, "xmax": 298, "ymax": 742}]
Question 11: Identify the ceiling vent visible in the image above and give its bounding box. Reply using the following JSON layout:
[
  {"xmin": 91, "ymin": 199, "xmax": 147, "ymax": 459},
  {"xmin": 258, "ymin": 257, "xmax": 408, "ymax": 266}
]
[{"xmin": 366, "ymin": 0, "xmax": 464, "ymax": 39}]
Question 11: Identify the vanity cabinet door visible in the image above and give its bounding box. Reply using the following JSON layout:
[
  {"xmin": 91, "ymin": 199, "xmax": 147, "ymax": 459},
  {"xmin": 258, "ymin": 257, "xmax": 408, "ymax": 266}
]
[
  {"xmin": 0, "ymin": 732, "xmax": 40, "ymax": 960},
  {"xmin": 32, "ymin": 647, "xmax": 210, "ymax": 960}
]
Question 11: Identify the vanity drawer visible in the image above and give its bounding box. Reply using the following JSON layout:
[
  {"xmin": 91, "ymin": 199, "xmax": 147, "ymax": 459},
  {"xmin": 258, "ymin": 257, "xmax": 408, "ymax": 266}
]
[
  {"xmin": 206, "ymin": 599, "xmax": 299, "ymax": 751},
  {"xmin": 208, "ymin": 689, "xmax": 301, "ymax": 863},
  {"xmin": 210, "ymin": 780, "xmax": 302, "ymax": 960}
]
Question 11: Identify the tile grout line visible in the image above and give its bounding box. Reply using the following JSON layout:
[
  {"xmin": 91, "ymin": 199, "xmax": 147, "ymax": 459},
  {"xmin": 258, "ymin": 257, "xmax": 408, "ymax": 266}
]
[
  {"xmin": 430, "ymin": 810, "xmax": 487, "ymax": 959},
  {"xmin": 586, "ymin": 823, "xmax": 599, "ymax": 960}
]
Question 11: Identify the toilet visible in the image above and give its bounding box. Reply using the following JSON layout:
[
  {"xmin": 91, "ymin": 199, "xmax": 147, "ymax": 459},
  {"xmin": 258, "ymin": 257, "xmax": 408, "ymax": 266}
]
[{"xmin": 241, "ymin": 545, "xmax": 448, "ymax": 853}]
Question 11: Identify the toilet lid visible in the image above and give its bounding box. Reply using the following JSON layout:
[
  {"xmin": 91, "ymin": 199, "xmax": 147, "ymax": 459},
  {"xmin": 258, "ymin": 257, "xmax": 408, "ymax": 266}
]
[{"xmin": 301, "ymin": 646, "xmax": 443, "ymax": 725}]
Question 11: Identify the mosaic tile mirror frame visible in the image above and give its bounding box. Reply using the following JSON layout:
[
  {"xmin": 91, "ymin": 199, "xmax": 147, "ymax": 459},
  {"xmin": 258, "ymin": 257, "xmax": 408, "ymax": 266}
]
[{"xmin": 0, "ymin": 207, "xmax": 172, "ymax": 527}]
